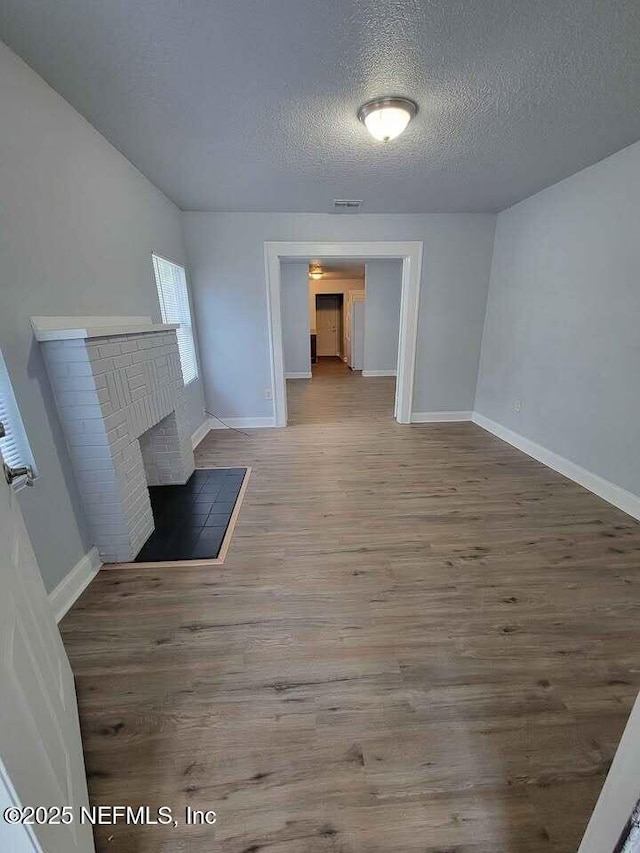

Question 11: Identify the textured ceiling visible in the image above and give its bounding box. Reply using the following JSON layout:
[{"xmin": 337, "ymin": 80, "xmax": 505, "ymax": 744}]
[{"xmin": 1, "ymin": 1, "xmax": 640, "ymax": 213}]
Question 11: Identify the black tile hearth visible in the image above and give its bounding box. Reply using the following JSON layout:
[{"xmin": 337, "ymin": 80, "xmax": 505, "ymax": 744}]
[{"xmin": 135, "ymin": 467, "xmax": 247, "ymax": 562}]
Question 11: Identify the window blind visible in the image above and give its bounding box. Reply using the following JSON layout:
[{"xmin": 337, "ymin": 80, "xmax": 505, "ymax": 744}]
[
  {"xmin": 0, "ymin": 351, "xmax": 35, "ymax": 472},
  {"xmin": 152, "ymin": 254, "xmax": 199, "ymax": 386}
]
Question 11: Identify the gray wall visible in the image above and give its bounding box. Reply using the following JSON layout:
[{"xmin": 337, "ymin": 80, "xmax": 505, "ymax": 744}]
[
  {"xmin": 280, "ymin": 262, "xmax": 311, "ymax": 375},
  {"xmin": 0, "ymin": 42, "xmax": 205, "ymax": 591},
  {"xmin": 183, "ymin": 212, "xmax": 496, "ymax": 418},
  {"xmin": 363, "ymin": 260, "xmax": 402, "ymax": 373},
  {"xmin": 475, "ymin": 139, "xmax": 640, "ymax": 497}
]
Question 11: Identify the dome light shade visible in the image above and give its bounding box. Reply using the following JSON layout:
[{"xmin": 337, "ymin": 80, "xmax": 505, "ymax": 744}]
[
  {"xmin": 358, "ymin": 97, "xmax": 418, "ymax": 142},
  {"xmin": 309, "ymin": 265, "xmax": 323, "ymax": 280}
]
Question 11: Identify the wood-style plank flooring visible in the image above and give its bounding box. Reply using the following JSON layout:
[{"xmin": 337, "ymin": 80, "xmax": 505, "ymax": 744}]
[{"xmin": 61, "ymin": 357, "xmax": 640, "ymax": 852}]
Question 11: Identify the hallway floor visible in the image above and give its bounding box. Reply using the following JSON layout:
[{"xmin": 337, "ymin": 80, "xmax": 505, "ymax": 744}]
[
  {"xmin": 61, "ymin": 366, "xmax": 640, "ymax": 852},
  {"xmin": 288, "ymin": 356, "xmax": 396, "ymax": 425}
]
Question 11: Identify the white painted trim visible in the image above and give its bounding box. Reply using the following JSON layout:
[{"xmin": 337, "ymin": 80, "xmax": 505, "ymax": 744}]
[
  {"xmin": 362, "ymin": 370, "xmax": 397, "ymax": 377},
  {"xmin": 411, "ymin": 411, "xmax": 472, "ymax": 423},
  {"xmin": 472, "ymin": 412, "xmax": 640, "ymax": 521},
  {"xmin": 207, "ymin": 416, "xmax": 276, "ymax": 430},
  {"xmin": 191, "ymin": 419, "xmax": 212, "ymax": 449},
  {"xmin": 285, "ymin": 372, "xmax": 312, "ymax": 379},
  {"xmin": 264, "ymin": 241, "xmax": 423, "ymax": 427},
  {"xmin": 49, "ymin": 546, "xmax": 101, "ymax": 623}
]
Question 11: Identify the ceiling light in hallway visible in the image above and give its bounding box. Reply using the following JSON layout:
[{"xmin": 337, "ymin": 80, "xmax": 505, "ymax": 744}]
[{"xmin": 358, "ymin": 97, "xmax": 418, "ymax": 142}]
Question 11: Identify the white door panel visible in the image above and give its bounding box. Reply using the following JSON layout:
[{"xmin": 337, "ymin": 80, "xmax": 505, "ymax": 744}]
[{"xmin": 0, "ymin": 441, "xmax": 94, "ymax": 852}]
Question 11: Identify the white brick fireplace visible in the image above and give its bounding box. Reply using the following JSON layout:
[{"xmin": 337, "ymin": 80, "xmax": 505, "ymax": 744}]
[{"xmin": 33, "ymin": 316, "xmax": 195, "ymax": 563}]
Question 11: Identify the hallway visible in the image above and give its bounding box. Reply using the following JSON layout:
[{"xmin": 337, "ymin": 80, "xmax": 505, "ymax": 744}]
[{"xmin": 287, "ymin": 356, "xmax": 396, "ymax": 425}]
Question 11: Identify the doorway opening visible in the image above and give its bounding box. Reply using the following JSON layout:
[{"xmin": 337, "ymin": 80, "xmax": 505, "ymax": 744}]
[
  {"xmin": 315, "ymin": 293, "xmax": 344, "ymax": 360},
  {"xmin": 282, "ymin": 257, "xmax": 405, "ymax": 426},
  {"xmin": 309, "ymin": 259, "xmax": 366, "ymax": 377},
  {"xmin": 265, "ymin": 241, "xmax": 423, "ymax": 427}
]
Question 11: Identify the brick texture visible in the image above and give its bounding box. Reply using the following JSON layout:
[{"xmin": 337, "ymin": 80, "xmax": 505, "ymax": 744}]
[{"xmin": 41, "ymin": 330, "xmax": 194, "ymax": 562}]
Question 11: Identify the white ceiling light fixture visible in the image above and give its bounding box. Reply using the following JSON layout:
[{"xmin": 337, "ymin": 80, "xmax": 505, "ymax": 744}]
[
  {"xmin": 358, "ymin": 96, "xmax": 418, "ymax": 142},
  {"xmin": 309, "ymin": 264, "xmax": 323, "ymax": 280}
]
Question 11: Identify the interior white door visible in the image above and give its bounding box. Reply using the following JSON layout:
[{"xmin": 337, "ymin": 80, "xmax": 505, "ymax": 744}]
[
  {"xmin": 0, "ymin": 438, "xmax": 94, "ymax": 852},
  {"xmin": 316, "ymin": 295, "xmax": 339, "ymax": 356}
]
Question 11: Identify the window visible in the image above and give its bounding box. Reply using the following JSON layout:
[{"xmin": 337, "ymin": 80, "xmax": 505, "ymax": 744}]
[
  {"xmin": 0, "ymin": 350, "xmax": 36, "ymax": 477},
  {"xmin": 152, "ymin": 254, "xmax": 199, "ymax": 385}
]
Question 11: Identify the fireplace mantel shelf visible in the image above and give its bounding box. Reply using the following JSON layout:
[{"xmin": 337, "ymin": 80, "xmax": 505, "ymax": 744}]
[{"xmin": 30, "ymin": 315, "xmax": 179, "ymax": 342}]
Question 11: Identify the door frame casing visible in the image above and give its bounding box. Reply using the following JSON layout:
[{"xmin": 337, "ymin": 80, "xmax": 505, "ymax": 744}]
[{"xmin": 264, "ymin": 241, "xmax": 423, "ymax": 426}]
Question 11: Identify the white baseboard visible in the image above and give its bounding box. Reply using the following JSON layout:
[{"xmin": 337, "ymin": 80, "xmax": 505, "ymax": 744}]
[
  {"xmin": 207, "ymin": 416, "xmax": 276, "ymax": 430},
  {"xmin": 285, "ymin": 372, "xmax": 312, "ymax": 379},
  {"xmin": 191, "ymin": 418, "xmax": 212, "ymax": 449},
  {"xmin": 411, "ymin": 411, "xmax": 472, "ymax": 423},
  {"xmin": 49, "ymin": 546, "xmax": 102, "ymax": 623},
  {"xmin": 472, "ymin": 412, "xmax": 640, "ymax": 521},
  {"xmin": 362, "ymin": 370, "xmax": 397, "ymax": 377}
]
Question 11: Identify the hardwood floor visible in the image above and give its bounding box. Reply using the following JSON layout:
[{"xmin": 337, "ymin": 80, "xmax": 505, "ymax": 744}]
[
  {"xmin": 291, "ymin": 356, "xmax": 396, "ymax": 423},
  {"xmin": 61, "ymin": 362, "xmax": 640, "ymax": 852}
]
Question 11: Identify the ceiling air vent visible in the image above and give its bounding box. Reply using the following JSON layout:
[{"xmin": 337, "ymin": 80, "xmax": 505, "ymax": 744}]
[{"xmin": 332, "ymin": 199, "xmax": 363, "ymax": 213}]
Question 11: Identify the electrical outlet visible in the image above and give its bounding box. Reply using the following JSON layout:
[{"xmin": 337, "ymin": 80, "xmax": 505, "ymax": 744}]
[
  {"xmin": 265, "ymin": 388, "xmax": 273, "ymax": 400},
  {"xmin": 513, "ymin": 399, "xmax": 522, "ymax": 413}
]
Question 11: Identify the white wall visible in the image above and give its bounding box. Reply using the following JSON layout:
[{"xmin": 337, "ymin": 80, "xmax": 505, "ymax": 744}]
[
  {"xmin": 363, "ymin": 260, "xmax": 402, "ymax": 374},
  {"xmin": 0, "ymin": 41, "xmax": 205, "ymax": 591},
  {"xmin": 183, "ymin": 213, "xmax": 496, "ymax": 419},
  {"xmin": 475, "ymin": 140, "xmax": 640, "ymax": 499},
  {"xmin": 281, "ymin": 262, "xmax": 311, "ymax": 376}
]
